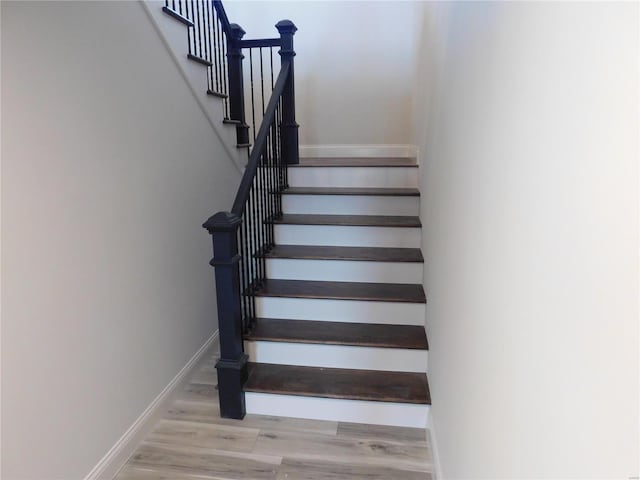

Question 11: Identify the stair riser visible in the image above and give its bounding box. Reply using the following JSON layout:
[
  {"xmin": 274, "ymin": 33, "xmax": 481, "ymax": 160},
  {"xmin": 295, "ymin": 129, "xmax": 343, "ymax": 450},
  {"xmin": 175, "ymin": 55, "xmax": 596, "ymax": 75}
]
[
  {"xmin": 274, "ymin": 225, "xmax": 422, "ymax": 248},
  {"xmin": 245, "ymin": 393, "xmax": 429, "ymax": 428},
  {"xmin": 245, "ymin": 341, "xmax": 427, "ymax": 372},
  {"xmin": 255, "ymin": 297, "xmax": 426, "ymax": 325},
  {"xmin": 266, "ymin": 258, "xmax": 423, "ymax": 284},
  {"xmin": 288, "ymin": 167, "xmax": 419, "ymax": 188},
  {"xmin": 282, "ymin": 195, "xmax": 419, "ymax": 216}
]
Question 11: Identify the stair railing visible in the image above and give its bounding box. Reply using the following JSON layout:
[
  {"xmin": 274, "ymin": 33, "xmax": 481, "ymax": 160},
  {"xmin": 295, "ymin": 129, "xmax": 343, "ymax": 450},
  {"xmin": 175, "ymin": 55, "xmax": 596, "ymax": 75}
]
[{"xmin": 194, "ymin": 3, "xmax": 299, "ymax": 419}]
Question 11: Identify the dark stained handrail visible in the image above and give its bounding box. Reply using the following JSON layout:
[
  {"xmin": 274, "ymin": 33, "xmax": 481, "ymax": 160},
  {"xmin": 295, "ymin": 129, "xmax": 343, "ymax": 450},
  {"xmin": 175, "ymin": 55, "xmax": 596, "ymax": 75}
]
[{"xmin": 231, "ymin": 61, "xmax": 290, "ymax": 215}]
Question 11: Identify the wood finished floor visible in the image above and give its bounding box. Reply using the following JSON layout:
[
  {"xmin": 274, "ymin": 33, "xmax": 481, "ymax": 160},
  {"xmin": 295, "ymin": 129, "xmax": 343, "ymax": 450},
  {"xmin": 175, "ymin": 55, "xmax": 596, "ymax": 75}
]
[{"xmin": 115, "ymin": 348, "xmax": 434, "ymax": 480}]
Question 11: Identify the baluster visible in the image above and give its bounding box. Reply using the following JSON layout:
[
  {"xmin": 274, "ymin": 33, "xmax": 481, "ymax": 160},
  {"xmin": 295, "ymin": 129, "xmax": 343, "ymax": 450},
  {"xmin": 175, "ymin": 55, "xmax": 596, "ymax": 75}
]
[
  {"xmin": 206, "ymin": 1, "xmax": 214, "ymax": 91},
  {"xmin": 249, "ymin": 49, "xmax": 257, "ymax": 142},
  {"xmin": 188, "ymin": 1, "xmax": 195, "ymax": 56},
  {"xmin": 221, "ymin": 28, "xmax": 229, "ymax": 117},
  {"xmin": 260, "ymin": 47, "xmax": 266, "ymax": 117},
  {"xmin": 211, "ymin": 10, "xmax": 220, "ymax": 93}
]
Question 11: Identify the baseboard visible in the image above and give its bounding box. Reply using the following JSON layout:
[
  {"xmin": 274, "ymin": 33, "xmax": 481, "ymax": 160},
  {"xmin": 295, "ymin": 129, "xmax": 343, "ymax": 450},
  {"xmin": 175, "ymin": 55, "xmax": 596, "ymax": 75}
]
[
  {"xmin": 299, "ymin": 144, "xmax": 418, "ymax": 159},
  {"xmin": 427, "ymin": 412, "xmax": 444, "ymax": 480},
  {"xmin": 83, "ymin": 330, "xmax": 219, "ymax": 480}
]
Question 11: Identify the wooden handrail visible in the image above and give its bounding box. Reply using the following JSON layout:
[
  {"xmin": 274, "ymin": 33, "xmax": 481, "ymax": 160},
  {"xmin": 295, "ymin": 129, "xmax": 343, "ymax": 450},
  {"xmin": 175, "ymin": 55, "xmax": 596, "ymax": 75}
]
[{"xmin": 231, "ymin": 61, "xmax": 290, "ymax": 215}]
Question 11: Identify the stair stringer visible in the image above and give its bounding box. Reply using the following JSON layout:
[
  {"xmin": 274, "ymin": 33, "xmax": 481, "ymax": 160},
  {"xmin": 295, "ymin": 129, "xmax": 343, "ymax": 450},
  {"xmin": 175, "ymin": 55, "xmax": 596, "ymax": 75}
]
[{"xmin": 140, "ymin": 0, "xmax": 246, "ymax": 173}]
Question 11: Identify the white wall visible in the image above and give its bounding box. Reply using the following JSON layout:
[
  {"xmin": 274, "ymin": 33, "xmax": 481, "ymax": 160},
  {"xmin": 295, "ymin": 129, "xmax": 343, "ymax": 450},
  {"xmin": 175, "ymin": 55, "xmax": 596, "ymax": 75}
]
[
  {"xmin": 224, "ymin": 0, "xmax": 422, "ymax": 147},
  {"xmin": 1, "ymin": 2, "xmax": 240, "ymax": 478},
  {"xmin": 415, "ymin": 2, "xmax": 639, "ymax": 479}
]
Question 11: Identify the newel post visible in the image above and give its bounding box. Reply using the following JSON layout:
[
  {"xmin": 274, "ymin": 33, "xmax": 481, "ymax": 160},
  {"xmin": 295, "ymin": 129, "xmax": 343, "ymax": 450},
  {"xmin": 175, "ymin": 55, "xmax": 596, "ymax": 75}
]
[
  {"xmin": 202, "ymin": 212, "xmax": 247, "ymax": 419},
  {"xmin": 227, "ymin": 24, "xmax": 250, "ymax": 146},
  {"xmin": 276, "ymin": 20, "xmax": 299, "ymax": 165}
]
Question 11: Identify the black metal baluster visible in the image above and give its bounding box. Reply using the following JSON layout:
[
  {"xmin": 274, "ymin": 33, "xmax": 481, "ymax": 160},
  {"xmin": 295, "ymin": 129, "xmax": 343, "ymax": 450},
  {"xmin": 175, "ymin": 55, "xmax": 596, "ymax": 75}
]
[
  {"xmin": 219, "ymin": 20, "xmax": 228, "ymax": 117},
  {"xmin": 172, "ymin": 0, "xmax": 176, "ymax": 10},
  {"xmin": 242, "ymin": 214, "xmax": 253, "ymax": 328},
  {"xmin": 255, "ymin": 174, "xmax": 265, "ymax": 286},
  {"xmin": 187, "ymin": 1, "xmax": 195, "ymax": 56},
  {"xmin": 249, "ymin": 49, "xmax": 256, "ymax": 142},
  {"xmin": 266, "ymin": 128, "xmax": 274, "ymax": 247},
  {"xmin": 196, "ymin": 0, "xmax": 203, "ymax": 59},
  {"xmin": 211, "ymin": 8, "xmax": 220, "ymax": 93},
  {"xmin": 178, "ymin": 0, "xmax": 183, "ymax": 15},
  {"xmin": 205, "ymin": 0, "xmax": 214, "ymax": 91},
  {"xmin": 237, "ymin": 223, "xmax": 246, "ymax": 331},
  {"xmin": 259, "ymin": 151, "xmax": 268, "ymax": 258},
  {"xmin": 260, "ymin": 47, "xmax": 266, "ymax": 116}
]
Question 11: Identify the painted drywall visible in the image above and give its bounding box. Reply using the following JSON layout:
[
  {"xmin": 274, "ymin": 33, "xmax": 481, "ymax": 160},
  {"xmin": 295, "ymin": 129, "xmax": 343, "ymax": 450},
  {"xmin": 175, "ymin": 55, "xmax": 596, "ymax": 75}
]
[
  {"xmin": 415, "ymin": 1, "xmax": 639, "ymax": 478},
  {"xmin": 223, "ymin": 0, "xmax": 422, "ymax": 147},
  {"xmin": 1, "ymin": 2, "xmax": 240, "ymax": 478}
]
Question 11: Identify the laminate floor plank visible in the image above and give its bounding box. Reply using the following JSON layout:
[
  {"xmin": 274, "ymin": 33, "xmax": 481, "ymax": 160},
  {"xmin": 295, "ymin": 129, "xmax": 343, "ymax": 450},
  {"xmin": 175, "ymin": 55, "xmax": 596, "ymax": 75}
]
[
  {"xmin": 253, "ymin": 429, "xmax": 431, "ymax": 473},
  {"xmin": 116, "ymin": 465, "xmax": 221, "ymax": 480},
  {"xmin": 146, "ymin": 419, "xmax": 259, "ymax": 452},
  {"xmin": 127, "ymin": 442, "xmax": 281, "ymax": 480},
  {"xmin": 166, "ymin": 399, "xmax": 338, "ymax": 436},
  {"xmin": 178, "ymin": 383, "xmax": 218, "ymax": 403},
  {"xmin": 276, "ymin": 458, "xmax": 431, "ymax": 480},
  {"xmin": 336, "ymin": 422, "xmax": 429, "ymax": 444}
]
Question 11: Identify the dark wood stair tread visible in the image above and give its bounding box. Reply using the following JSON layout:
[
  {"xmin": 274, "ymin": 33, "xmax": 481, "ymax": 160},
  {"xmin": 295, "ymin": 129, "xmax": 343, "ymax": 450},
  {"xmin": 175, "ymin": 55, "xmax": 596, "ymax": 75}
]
[
  {"xmin": 245, "ymin": 363, "xmax": 430, "ymax": 404},
  {"xmin": 270, "ymin": 214, "xmax": 421, "ymax": 228},
  {"xmin": 264, "ymin": 245, "xmax": 423, "ymax": 263},
  {"xmin": 246, "ymin": 319, "xmax": 428, "ymax": 349},
  {"xmin": 207, "ymin": 89, "xmax": 228, "ymax": 99},
  {"xmin": 187, "ymin": 54, "xmax": 213, "ymax": 67},
  {"xmin": 282, "ymin": 187, "xmax": 419, "ymax": 196},
  {"xmin": 292, "ymin": 157, "xmax": 418, "ymax": 167},
  {"xmin": 162, "ymin": 6, "xmax": 195, "ymax": 26},
  {"xmin": 253, "ymin": 279, "xmax": 426, "ymax": 303}
]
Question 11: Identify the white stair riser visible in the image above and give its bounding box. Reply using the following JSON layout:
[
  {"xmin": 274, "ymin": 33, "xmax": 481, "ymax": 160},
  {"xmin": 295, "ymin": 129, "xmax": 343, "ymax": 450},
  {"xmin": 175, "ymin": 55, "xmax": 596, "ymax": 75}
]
[
  {"xmin": 288, "ymin": 167, "xmax": 419, "ymax": 188},
  {"xmin": 256, "ymin": 297, "xmax": 426, "ymax": 325},
  {"xmin": 275, "ymin": 225, "xmax": 421, "ymax": 248},
  {"xmin": 245, "ymin": 341, "xmax": 428, "ymax": 372},
  {"xmin": 282, "ymin": 195, "xmax": 419, "ymax": 216},
  {"xmin": 246, "ymin": 393, "xmax": 429, "ymax": 428},
  {"xmin": 266, "ymin": 258, "xmax": 423, "ymax": 284}
]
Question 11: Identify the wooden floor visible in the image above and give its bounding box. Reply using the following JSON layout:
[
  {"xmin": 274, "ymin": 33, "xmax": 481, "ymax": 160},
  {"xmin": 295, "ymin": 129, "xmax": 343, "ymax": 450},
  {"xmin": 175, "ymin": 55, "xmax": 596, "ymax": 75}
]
[{"xmin": 115, "ymin": 348, "xmax": 434, "ymax": 480}]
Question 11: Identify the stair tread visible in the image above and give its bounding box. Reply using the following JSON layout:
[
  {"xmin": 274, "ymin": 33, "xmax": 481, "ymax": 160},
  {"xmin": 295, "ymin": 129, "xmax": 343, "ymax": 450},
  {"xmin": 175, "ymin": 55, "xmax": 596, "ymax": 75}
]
[
  {"xmin": 245, "ymin": 363, "xmax": 430, "ymax": 404},
  {"xmin": 292, "ymin": 157, "xmax": 418, "ymax": 167},
  {"xmin": 246, "ymin": 319, "xmax": 428, "ymax": 349},
  {"xmin": 271, "ymin": 214, "xmax": 421, "ymax": 227},
  {"xmin": 253, "ymin": 279, "xmax": 426, "ymax": 303},
  {"xmin": 187, "ymin": 53, "xmax": 213, "ymax": 67},
  {"xmin": 264, "ymin": 245, "xmax": 424, "ymax": 262},
  {"xmin": 282, "ymin": 187, "xmax": 420, "ymax": 196}
]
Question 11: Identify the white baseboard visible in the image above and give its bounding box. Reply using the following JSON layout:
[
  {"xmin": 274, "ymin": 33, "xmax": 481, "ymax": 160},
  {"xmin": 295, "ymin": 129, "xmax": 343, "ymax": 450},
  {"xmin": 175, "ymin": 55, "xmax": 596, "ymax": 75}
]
[
  {"xmin": 84, "ymin": 331, "xmax": 219, "ymax": 480},
  {"xmin": 427, "ymin": 412, "xmax": 444, "ymax": 480},
  {"xmin": 299, "ymin": 144, "xmax": 417, "ymax": 159}
]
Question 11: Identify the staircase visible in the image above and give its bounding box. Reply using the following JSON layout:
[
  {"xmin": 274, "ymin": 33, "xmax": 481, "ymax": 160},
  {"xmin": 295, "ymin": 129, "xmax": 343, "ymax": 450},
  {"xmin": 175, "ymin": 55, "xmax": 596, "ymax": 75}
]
[
  {"xmin": 158, "ymin": 0, "xmax": 430, "ymax": 429},
  {"xmin": 243, "ymin": 156, "xmax": 430, "ymax": 427}
]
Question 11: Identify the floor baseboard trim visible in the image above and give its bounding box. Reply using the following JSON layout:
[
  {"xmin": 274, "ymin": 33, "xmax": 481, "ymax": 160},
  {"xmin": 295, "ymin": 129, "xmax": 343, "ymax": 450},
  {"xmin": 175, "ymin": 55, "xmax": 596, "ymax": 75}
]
[
  {"xmin": 84, "ymin": 330, "xmax": 219, "ymax": 480},
  {"xmin": 427, "ymin": 412, "xmax": 444, "ymax": 480},
  {"xmin": 300, "ymin": 144, "xmax": 418, "ymax": 159}
]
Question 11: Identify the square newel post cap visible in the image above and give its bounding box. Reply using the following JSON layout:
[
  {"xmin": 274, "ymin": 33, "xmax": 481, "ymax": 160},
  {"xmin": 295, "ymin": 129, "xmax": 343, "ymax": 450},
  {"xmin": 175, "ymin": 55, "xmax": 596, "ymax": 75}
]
[
  {"xmin": 202, "ymin": 211, "xmax": 242, "ymax": 234},
  {"xmin": 275, "ymin": 20, "xmax": 297, "ymax": 35},
  {"xmin": 228, "ymin": 23, "xmax": 246, "ymax": 40}
]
